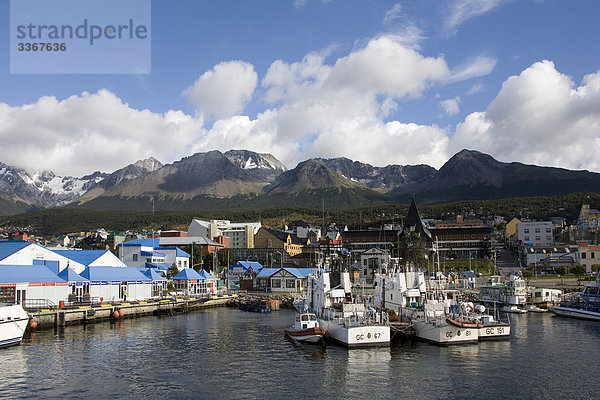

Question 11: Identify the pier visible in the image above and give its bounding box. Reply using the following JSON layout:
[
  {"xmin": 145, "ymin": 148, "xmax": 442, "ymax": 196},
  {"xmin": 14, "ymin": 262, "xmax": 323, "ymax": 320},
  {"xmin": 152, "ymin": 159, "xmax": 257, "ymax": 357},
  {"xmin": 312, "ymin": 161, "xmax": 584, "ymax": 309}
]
[{"xmin": 26, "ymin": 294, "xmax": 237, "ymax": 330}]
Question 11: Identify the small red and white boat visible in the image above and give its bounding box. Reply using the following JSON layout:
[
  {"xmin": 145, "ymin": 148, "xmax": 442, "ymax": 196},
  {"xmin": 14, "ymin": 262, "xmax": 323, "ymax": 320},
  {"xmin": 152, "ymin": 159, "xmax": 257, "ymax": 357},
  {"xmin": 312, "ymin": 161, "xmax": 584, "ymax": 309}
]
[
  {"xmin": 285, "ymin": 312, "xmax": 327, "ymax": 344},
  {"xmin": 445, "ymin": 318, "xmax": 483, "ymax": 329}
]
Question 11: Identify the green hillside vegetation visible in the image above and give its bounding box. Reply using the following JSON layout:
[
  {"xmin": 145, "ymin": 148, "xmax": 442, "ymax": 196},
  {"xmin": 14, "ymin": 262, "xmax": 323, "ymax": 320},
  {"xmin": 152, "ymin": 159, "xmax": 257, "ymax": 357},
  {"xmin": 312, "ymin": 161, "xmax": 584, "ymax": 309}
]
[{"xmin": 1, "ymin": 192, "xmax": 598, "ymax": 236}]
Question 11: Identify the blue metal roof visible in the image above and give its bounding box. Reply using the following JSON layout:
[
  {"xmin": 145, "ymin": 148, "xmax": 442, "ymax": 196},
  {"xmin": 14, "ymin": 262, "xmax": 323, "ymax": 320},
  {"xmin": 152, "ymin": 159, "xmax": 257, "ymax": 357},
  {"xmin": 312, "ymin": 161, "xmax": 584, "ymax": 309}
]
[
  {"xmin": 156, "ymin": 247, "xmax": 190, "ymax": 258},
  {"xmin": 142, "ymin": 268, "xmax": 167, "ymax": 281},
  {"xmin": 172, "ymin": 268, "xmax": 205, "ymax": 281},
  {"xmin": 256, "ymin": 268, "xmax": 280, "ymax": 278},
  {"xmin": 230, "ymin": 261, "xmax": 263, "ymax": 271},
  {"xmin": 0, "ymin": 240, "xmax": 34, "ymax": 261},
  {"xmin": 0, "ymin": 265, "xmax": 67, "ymax": 283},
  {"xmin": 52, "ymin": 250, "xmax": 110, "ymax": 266},
  {"xmin": 283, "ymin": 268, "xmax": 318, "ymax": 278},
  {"xmin": 58, "ymin": 267, "xmax": 89, "ymax": 282},
  {"xmin": 119, "ymin": 238, "xmax": 160, "ymax": 247},
  {"xmin": 197, "ymin": 270, "xmax": 216, "ymax": 280},
  {"xmin": 80, "ymin": 266, "xmax": 150, "ymax": 282}
]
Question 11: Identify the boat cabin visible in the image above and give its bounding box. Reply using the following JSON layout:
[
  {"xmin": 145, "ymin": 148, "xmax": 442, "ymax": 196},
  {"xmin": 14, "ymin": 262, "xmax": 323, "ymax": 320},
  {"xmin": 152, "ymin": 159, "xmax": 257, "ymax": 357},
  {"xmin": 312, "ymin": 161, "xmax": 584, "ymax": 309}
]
[{"xmin": 295, "ymin": 312, "xmax": 318, "ymax": 330}]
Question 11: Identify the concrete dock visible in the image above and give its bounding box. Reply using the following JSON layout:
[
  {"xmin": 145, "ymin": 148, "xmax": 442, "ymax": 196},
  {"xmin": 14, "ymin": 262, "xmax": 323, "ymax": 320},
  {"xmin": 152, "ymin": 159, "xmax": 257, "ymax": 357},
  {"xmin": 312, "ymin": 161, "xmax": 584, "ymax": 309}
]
[{"xmin": 27, "ymin": 294, "xmax": 237, "ymax": 330}]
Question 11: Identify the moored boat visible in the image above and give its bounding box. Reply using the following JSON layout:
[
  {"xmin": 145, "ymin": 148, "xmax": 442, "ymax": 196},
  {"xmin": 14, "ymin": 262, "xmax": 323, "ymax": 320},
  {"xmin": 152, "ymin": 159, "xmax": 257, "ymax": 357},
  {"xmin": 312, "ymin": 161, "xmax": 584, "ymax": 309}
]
[
  {"xmin": 549, "ymin": 274, "xmax": 600, "ymax": 321},
  {"xmin": 284, "ymin": 312, "xmax": 328, "ymax": 344},
  {"xmin": 0, "ymin": 304, "xmax": 30, "ymax": 348}
]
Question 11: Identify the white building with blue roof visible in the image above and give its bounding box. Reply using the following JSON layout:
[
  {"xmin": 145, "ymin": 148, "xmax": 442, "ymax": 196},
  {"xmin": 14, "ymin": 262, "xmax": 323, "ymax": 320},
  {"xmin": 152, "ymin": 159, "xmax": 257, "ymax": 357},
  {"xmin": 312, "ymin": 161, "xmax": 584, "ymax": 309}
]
[
  {"xmin": 256, "ymin": 267, "xmax": 318, "ymax": 293},
  {"xmin": 172, "ymin": 268, "xmax": 214, "ymax": 295},
  {"xmin": 0, "ymin": 265, "xmax": 70, "ymax": 306},
  {"xmin": 52, "ymin": 249, "xmax": 127, "ymax": 274},
  {"xmin": 80, "ymin": 266, "xmax": 152, "ymax": 302},
  {"xmin": 118, "ymin": 239, "xmax": 190, "ymax": 271}
]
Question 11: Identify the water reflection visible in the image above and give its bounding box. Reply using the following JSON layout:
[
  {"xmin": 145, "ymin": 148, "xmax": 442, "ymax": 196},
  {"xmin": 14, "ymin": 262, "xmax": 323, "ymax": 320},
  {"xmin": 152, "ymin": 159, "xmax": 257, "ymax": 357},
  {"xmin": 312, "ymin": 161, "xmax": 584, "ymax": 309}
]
[{"xmin": 2, "ymin": 308, "xmax": 599, "ymax": 400}]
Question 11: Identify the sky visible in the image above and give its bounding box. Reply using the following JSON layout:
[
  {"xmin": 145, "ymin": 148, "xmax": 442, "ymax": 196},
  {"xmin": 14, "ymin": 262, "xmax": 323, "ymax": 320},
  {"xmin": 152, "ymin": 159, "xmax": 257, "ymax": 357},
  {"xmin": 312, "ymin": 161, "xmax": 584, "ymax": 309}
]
[{"xmin": 2, "ymin": 0, "xmax": 600, "ymax": 176}]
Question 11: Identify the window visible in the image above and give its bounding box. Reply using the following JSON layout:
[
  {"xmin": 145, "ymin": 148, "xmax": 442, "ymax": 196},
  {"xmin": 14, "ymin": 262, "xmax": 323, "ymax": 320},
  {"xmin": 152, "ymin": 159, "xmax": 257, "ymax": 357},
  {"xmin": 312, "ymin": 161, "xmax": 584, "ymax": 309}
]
[
  {"xmin": 535, "ymin": 236, "xmax": 541, "ymax": 241},
  {"xmin": 286, "ymin": 279, "xmax": 295, "ymax": 289},
  {"xmin": 535, "ymin": 228, "xmax": 540, "ymax": 233},
  {"xmin": 524, "ymin": 228, "xmax": 529, "ymax": 233},
  {"xmin": 525, "ymin": 236, "xmax": 530, "ymax": 241},
  {"xmin": 582, "ymin": 252, "xmax": 587, "ymax": 259},
  {"xmin": 271, "ymin": 279, "xmax": 281, "ymax": 288},
  {"xmin": 546, "ymin": 228, "xmax": 552, "ymax": 233},
  {"xmin": 592, "ymin": 252, "xmax": 595, "ymax": 259},
  {"xmin": 133, "ymin": 254, "xmax": 138, "ymax": 262}
]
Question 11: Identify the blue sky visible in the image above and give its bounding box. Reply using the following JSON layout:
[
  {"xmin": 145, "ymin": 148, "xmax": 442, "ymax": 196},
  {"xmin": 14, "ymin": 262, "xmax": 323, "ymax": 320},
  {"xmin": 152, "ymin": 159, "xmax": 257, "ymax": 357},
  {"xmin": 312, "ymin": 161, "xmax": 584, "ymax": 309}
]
[{"xmin": 2, "ymin": 0, "xmax": 600, "ymax": 176}]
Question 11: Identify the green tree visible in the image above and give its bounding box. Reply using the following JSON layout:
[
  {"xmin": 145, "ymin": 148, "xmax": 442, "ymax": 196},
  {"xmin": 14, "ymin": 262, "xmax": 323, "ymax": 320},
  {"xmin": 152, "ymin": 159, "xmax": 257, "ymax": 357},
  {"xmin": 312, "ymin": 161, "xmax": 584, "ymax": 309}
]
[
  {"xmin": 555, "ymin": 266, "xmax": 566, "ymax": 276},
  {"xmin": 522, "ymin": 270, "xmax": 533, "ymax": 281},
  {"xmin": 571, "ymin": 264, "xmax": 587, "ymax": 279},
  {"xmin": 166, "ymin": 263, "xmax": 179, "ymax": 279}
]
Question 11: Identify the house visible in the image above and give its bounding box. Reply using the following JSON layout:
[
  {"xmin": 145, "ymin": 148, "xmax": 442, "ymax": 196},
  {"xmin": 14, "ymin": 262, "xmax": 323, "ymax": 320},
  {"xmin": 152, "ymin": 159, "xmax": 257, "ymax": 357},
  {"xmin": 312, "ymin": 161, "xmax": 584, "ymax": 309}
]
[
  {"xmin": 0, "ymin": 265, "xmax": 69, "ymax": 306},
  {"xmin": 578, "ymin": 242, "xmax": 600, "ymax": 273},
  {"xmin": 118, "ymin": 239, "xmax": 190, "ymax": 271},
  {"xmin": 460, "ymin": 271, "xmax": 477, "ymax": 289},
  {"xmin": 254, "ymin": 227, "xmax": 306, "ymax": 257},
  {"xmin": 80, "ymin": 266, "xmax": 152, "ymax": 302},
  {"xmin": 359, "ymin": 248, "xmax": 391, "ymax": 280},
  {"xmin": 256, "ymin": 267, "xmax": 317, "ymax": 293},
  {"xmin": 505, "ymin": 217, "xmax": 522, "ymax": 241},
  {"xmin": 578, "ymin": 204, "xmax": 600, "ymax": 229}
]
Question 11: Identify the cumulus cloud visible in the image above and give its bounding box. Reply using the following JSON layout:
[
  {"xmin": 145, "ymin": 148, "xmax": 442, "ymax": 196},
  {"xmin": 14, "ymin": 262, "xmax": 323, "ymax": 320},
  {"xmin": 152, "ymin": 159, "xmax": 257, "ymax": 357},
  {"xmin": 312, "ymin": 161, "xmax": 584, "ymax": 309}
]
[
  {"xmin": 440, "ymin": 97, "xmax": 461, "ymax": 116},
  {"xmin": 451, "ymin": 60, "xmax": 600, "ymax": 171},
  {"xmin": 0, "ymin": 90, "xmax": 202, "ymax": 176},
  {"xmin": 183, "ymin": 61, "xmax": 257, "ymax": 119}
]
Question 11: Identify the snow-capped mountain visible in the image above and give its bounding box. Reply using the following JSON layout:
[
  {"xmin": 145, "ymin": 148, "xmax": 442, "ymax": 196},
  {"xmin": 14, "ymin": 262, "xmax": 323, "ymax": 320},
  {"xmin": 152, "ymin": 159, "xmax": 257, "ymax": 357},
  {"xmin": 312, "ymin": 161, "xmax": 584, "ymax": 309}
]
[{"xmin": 0, "ymin": 162, "xmax": 106, "ymax": 208}]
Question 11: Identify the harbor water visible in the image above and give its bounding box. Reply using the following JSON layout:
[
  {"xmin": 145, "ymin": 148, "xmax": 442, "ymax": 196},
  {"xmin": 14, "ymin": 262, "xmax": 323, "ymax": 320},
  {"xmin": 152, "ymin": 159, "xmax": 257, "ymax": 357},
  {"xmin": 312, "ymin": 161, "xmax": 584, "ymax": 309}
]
[{"xmin": 1, "ymin": 309, "xmax": 599, "ymax": 399}]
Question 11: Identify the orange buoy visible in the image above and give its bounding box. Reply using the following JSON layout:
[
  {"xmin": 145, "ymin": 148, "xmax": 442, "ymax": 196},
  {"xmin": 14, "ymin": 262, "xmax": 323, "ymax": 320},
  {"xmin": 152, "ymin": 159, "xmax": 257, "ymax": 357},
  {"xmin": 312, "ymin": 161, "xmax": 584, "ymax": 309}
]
[
  {"xmin": 112, "ymin": 310, "xmax": 120, "ymax": 319},
  {"xmin": 28, "ymin": 318, "xmax": 38, "ymax": 329},
  {"xmin": 118, "ymin": 309, "xmax": 125, "ymax": 317}
]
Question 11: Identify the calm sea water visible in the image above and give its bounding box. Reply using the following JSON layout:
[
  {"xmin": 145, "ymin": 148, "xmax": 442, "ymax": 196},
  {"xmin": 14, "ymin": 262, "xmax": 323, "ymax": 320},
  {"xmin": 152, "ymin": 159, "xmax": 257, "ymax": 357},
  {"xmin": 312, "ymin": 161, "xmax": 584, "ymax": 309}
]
[{"xmin": 1, "ymin": 309, "xmax": 599, "ymax": 400}]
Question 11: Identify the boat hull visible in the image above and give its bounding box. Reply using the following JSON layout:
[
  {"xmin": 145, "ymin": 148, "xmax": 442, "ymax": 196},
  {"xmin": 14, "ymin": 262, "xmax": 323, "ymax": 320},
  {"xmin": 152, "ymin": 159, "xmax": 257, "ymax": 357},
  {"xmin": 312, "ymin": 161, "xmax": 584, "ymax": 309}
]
[
  {"xmin": 412, "ymin": 320, "xmax": 479, "ymax": 345},
  {"xmin": 319, "ymin": 319, "xmax": 390, "ymax": 348},
  {"xmin": 285, "ymin": 327, "xmax": 327, "ymax": 344},
  {"xmin": 0, "ymin": 305, "xmax": 29, "ymax": 348},
  {"xmin": 477, "ymin": 324, "xmax": 511, "ymax": 341},
  {"xmin": 549, "ymin": 306, "xmax": 600, "ymax": 321}
]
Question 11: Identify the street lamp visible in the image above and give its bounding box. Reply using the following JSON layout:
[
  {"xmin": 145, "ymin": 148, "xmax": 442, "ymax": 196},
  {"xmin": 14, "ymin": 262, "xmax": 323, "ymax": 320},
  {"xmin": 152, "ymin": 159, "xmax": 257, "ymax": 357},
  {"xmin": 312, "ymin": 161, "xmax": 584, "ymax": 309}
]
[{"xmin": 275, "ymin": 250, "xmax": 283, "ymax": 269}]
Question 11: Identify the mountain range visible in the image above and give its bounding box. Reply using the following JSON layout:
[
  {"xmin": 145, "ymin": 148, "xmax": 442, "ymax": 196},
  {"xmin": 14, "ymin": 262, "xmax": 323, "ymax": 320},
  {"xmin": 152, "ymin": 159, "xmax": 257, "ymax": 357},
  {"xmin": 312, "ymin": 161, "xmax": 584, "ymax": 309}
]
[{"xmin": 1, "ymin": 149, "xmax": 600, "ymax": 215}]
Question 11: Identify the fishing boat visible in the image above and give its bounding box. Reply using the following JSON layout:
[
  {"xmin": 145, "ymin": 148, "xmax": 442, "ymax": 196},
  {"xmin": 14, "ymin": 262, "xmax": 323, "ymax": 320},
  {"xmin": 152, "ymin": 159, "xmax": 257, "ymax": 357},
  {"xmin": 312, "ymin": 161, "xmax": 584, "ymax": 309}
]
[
  {"xmin": 549, "ymin": 274, "xmax": 600, "ymax": 321},
  {"xmin": 307, "ymin": 269, "xmax": 390, "ymax": 348},
  {"xmin": 284, "ymin": 312, "xmax": 328, "ymax": 344},
  {"xmin": 468, "ymin": 305, "xmax": 511, "ymax": 340},
  {"xmin": 0, "ymin": 304, "xmax": 30, "ymax": 348}
]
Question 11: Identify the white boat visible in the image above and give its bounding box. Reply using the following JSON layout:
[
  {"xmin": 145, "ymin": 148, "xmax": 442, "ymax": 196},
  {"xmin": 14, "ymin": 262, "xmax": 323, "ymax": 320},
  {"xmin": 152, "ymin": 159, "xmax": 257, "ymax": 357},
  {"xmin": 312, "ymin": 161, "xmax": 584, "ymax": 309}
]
[
  {"xmin": 0, "ymin": 304, "xmax": 30, "ymax": 348},
  {"xmin": 476, "ymin": 274, "xmax": 528, "ymax": 308},
  {"xmin": 284, "ymin": 312, "xmax": 327, "ymax": 344},
  {"xmin": 307, "ymin": 269, "xmax": 390, "ymax": 348},
  {"xmin": 469, "ymin": 305, "xmax": 511, "ymax": 340},
  {"xmin": 549, "ymin": 274, "xmax": 600, "ymax": 321},
  {"xmin": 501, "ymin": 305, "xmax": 528, "ymax": 314}
]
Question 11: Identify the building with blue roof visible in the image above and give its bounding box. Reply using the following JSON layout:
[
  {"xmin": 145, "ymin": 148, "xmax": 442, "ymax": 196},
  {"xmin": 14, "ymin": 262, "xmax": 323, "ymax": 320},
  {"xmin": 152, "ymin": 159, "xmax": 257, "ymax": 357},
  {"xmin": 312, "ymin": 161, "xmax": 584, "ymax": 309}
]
[
  {"xmin": 172, "ymin": 268, "xmax": 214, "ymax": 295},
  {"xmin": 80, "ymin": 266, "xmax": 152, "ymax": 302},
  {"xmin": 0, "ymin": 265, "xmax": 69, "ymax": 306},
  {"xmin": 118, "ymin": 239, "xmax": 190, "ymax": 271},
  {"xmin": 141, "ymin": 268, "xmax": 168, "ymax": 297},
  {"xmin": 255, "ymin": 267, "xmax": 318, "ymax": 293},
  {"xmin": 58, "ymin": 267, "xmax": 91, "ymax": 303},
  {"xmin": 52, "ymin": 249, "xmax": 127, "ymax": 274}
]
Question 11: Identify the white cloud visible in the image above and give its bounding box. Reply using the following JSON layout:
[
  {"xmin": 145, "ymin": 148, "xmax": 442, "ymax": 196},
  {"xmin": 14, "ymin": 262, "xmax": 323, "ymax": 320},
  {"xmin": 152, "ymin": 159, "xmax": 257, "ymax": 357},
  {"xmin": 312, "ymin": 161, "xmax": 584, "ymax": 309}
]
[
  {"xmin": 183, "ymin": 61, "xmax": 257, "ymax": 119},
  {"xmin": 0, "ymin": 90, "xmax": 202, "ymax": 176},
  {"xmin": 451, "ymin": 60, "xmax": 600, "ymax": 171},
  {"xmin": 444, "ymin": 0, "xmax": 509, "ymax": 35},
  {"xmin": 384, "ymin": 3, "xmax": 403, "ymax": 25},
  {"xmin": 466, "ymin": 82, "xmax": 484, "ymax": 95},
  {"xmin": 440, "ymin": 97, "xmax": 461, "ymax": 116},
  {"xmin": 448, "ymin": 55, "xmax": 497, "ymax": 84}
]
